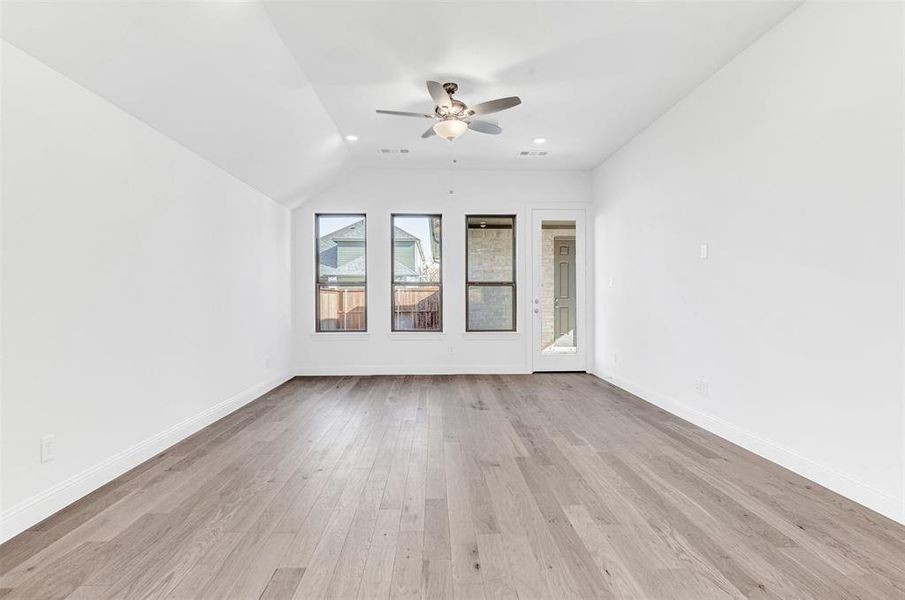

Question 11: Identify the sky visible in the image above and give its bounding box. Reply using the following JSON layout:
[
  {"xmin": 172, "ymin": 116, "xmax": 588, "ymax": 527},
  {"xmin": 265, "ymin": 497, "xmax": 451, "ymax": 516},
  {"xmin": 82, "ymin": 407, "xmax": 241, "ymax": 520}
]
[{"xmin": 318, "ymin": 215, "xmax": 362, "ymax": 237}]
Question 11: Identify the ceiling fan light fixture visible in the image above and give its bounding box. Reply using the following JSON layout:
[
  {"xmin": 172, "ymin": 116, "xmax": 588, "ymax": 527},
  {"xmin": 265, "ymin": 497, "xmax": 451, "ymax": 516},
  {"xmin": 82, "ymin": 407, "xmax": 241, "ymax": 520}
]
[{"xmin": 432, "ymin": 118, "xmax": 468, "ymax": 141}]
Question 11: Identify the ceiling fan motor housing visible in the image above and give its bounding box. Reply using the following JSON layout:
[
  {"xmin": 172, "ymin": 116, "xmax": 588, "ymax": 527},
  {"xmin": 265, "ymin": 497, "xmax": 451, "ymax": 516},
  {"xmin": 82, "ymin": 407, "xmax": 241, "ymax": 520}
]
[
  {"xmin": 436, "ymin": 99, "xmax": 468, "ymax": 117},
  {"xmin": 434, "ymin": 83, "xmax": 467, "ymax": 117}
]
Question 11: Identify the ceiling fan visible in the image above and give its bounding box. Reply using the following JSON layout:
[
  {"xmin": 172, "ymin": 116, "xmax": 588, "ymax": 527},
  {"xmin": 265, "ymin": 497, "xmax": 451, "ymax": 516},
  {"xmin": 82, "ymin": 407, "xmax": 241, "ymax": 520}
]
[{"xmin": 376, "ymin": 81, "xmax": 521, "ymax": 141}]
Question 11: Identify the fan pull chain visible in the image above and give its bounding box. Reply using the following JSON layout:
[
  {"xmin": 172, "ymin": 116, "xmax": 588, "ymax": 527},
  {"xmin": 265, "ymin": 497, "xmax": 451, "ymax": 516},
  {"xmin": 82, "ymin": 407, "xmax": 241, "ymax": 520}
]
[{"xmin": 448, "ymin": 142, "xmax": 456, "ymax": 198}]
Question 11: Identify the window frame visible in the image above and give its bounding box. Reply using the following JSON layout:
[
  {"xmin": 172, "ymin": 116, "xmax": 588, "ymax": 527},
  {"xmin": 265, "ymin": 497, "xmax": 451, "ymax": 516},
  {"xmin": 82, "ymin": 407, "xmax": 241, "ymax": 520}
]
[
  {"xmin": 390, "ymin": 213, "xmax": 443, "ymax": 332},
  {"xmin": 465, "ymin": 214, "xmax": 517, "ymax": 333},
  {"xmin": 315, "ymin": 213, "xmax": 368, "ymax": 333}
]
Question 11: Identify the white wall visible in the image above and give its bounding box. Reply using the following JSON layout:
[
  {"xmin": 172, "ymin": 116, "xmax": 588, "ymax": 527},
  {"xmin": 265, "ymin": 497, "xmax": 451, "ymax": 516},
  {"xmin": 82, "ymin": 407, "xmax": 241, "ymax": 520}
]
[
  {"xmin": 591, "ymin": 2, "xmax": 905, "ymax": 523},
  {"xmin": 294, "ymin": 168, "xmax": 591, "ymax": 375},
  {"xmin": 0, "ymin": 43, "xmax": 294, "ymax": 541}
]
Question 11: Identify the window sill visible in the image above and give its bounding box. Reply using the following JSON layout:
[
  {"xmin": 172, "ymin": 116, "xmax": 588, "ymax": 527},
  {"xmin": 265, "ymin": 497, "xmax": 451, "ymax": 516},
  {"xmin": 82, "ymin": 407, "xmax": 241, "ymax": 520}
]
[
  {"xmin": 387, "ymin": 332, "xmax": 446, "ymax": 341},
  {"xmin": 309, "ymin": 332, "xmax": 370, "ymax": 340},
  {"xmin": 462, "ymin": 331, "xmax": 520, "ymax": 340}
]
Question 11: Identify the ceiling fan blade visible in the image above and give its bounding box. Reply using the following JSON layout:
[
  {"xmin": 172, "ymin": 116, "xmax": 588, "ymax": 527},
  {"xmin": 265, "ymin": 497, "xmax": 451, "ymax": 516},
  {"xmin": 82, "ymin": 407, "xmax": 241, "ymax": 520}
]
[
  {"xmin": 467, "ymin": 96, "xmax": 521, "ymax": 116},
  {"xmin": 426, "ymin": 80, "xmax": 452, "ymax": 110},
  {"xmin": 421, "ymin": 126, "xmax": 436, "ymax": 139},
  {"xmin": 376, "ymin": 109, "xmax": 435, "ymax": 118},
  {"xmin": 467, "ymin": 120, "xmax": 502, "ymax": 135}
]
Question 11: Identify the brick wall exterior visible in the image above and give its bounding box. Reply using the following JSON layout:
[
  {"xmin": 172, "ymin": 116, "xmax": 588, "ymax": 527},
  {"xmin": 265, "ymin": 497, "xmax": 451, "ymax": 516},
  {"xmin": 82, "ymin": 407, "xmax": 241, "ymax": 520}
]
[{"xmin": 467, "ymin": 228, "xmax": 514, "ymax": 330}]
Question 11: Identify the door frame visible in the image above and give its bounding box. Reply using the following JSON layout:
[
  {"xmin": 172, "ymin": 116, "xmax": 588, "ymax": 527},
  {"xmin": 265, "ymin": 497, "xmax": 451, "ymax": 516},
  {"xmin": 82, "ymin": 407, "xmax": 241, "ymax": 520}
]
[{"xmin": 530, "ymin": 208, "xmax": 588, "ymax": 372}]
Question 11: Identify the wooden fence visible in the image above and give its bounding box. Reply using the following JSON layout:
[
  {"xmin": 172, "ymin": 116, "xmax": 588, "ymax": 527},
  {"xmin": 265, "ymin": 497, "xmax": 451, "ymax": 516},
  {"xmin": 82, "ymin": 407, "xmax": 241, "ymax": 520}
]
[
  {"xmin": 318, "ymin": 286, "xmax": 440, "ymax": 331},
  {"xmin": 393, "ymin": 286, "xmax": 441, "ymax": 330},
  {"xmin": 318, "ymin": 287, "xmax": 366, "ymax": 330}
]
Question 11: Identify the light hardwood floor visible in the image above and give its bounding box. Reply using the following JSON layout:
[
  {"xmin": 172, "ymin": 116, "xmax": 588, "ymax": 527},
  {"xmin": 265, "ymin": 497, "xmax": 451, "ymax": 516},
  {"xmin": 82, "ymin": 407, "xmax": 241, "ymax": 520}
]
[{"xmin": 2, "ymin": 374, "xmax": 904, "ymax": 599}]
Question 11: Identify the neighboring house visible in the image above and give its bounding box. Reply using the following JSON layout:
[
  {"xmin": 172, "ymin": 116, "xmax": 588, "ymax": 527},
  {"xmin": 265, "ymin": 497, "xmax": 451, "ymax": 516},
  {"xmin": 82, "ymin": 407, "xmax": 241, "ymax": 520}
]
[
  {"xmin": 392, "ymin": 226, "xmax": 427, "ymax": 282},
  {"xmin": 318, "ymin": 221, "xmax": 437, "ymax": 282},
  {"xmin": 317, "ymin": 219, "xmax": 367, "ymax": 283},
  {"xmin": 318, "ymin": 220, "xmax": 441, "ymax": 330}
]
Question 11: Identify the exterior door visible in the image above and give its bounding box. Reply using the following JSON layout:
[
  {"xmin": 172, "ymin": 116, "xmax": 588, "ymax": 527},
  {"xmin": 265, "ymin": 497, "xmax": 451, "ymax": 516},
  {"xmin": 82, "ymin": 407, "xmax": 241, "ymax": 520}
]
[
  {"xmin": 532, "ymin": 209, "xmax": 586, "ymax": 372},
  {"xmin": 553, "ymin": 238, "xmax": 576, "ymax": 349}
]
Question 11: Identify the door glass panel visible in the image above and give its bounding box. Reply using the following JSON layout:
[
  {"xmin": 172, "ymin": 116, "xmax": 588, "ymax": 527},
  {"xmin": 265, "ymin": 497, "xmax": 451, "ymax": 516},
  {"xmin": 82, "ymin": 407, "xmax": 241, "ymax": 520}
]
[{"xmin": 540, "ymin": 221, "xmax": 577, "ymax": 354}]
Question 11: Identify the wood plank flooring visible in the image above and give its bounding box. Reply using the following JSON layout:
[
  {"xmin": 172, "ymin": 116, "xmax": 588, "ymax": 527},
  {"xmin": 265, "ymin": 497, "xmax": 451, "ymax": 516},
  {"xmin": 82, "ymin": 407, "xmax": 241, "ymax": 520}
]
[{"xmin": 2, "ymin": 374, "xmax": 904, "ymax": 599}]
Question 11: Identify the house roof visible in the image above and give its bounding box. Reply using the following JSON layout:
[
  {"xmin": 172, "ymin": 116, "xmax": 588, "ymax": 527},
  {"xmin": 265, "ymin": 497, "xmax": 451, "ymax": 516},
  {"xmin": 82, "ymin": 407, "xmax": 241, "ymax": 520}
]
[
  {"xmin": 394, "ymin": 260, "xmax": 417, "ymax": 278},
  {"xmin": 319, "ymin": 221, "xmax": 417, "ymax": 250},
  {"xmin": 326, "ymin": 220, "xmax": 366, "ymax": 242},
  {"xmin": 393, "ymin": 227, "xmax": 420, "ymax": 242},
  {"xmin": 319, "ymin": 221, "xmax": 421, "ymax": 278},
  {"xmin": 320, "ymin": 254, "xmax": 366, "ymax": 278}
]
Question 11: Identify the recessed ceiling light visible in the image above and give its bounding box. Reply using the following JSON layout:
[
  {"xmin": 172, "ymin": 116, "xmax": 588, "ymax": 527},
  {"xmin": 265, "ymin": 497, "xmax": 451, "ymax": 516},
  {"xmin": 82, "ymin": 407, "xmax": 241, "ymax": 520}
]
[
  {"xmin": 345, "ymin": 135, "xmax": 359, "ymax": 141},
  {"xmin": 532, "ymin": 137, "xmax": 547, "ymax": 145}
]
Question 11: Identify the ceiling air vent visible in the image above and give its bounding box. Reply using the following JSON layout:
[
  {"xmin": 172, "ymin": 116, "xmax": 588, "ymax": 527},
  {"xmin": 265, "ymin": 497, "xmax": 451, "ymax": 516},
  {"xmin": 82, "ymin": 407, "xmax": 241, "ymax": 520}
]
[
  {"xmin": 379, "ymin": 148, "xmax": 410, "ymax": 154},
  {"xmin": 519, "ymin": 151, "xmax": 548, "ymax": 156}
]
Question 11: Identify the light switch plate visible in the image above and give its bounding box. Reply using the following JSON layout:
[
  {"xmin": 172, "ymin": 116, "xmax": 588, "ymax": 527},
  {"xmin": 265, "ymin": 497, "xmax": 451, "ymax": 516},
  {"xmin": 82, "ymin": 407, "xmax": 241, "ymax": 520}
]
[
  {"xmin": 40, "ymin": 434, "xmax": 56, "ymax": 463},
  {"xmin": 700, "ymin": 243, "xmax": 709, "ymax": 259}
]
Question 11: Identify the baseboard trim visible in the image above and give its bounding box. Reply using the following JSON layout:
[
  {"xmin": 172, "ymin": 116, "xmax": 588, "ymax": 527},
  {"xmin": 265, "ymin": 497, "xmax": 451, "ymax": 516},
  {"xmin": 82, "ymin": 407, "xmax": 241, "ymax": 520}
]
[
  {"xmin": 297, "ymin": 364, "xmax": 530, "ymax": 376},
  {"xmin": 596, "ymin": 373, "xmax": 905, "ymax": 525},
  {"xmin": 0, "ymin": 370, "xmax": 294, "ymax": 543}
]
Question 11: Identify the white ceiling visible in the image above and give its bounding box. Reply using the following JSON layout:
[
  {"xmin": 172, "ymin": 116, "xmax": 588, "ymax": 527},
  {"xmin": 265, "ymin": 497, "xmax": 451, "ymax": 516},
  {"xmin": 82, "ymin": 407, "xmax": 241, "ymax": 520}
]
[
  {"xmin": 266, "ymin": 1, "xmax": 799, "ymax": 172},
  {"xmin": 2, "ymin": 1, "xmax": 800, "ymax": 206},
  {"xmin": 1, "ymin": 1, "xmax": 349, "ymax": 206}
]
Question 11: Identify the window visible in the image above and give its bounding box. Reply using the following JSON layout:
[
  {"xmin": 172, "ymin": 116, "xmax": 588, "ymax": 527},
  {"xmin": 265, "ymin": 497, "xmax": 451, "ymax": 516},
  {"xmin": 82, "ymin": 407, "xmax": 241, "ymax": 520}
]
[
  {"xmin": 392, "ymin": 214, "xmax": 442, "ymax": 331},
  {"xmin": 316, "ymin": 214, "xmax": 367, "ymax": 332},
  {"xmin": 466, "ymin": 215, "xmax": 516, "ymax": 331}
]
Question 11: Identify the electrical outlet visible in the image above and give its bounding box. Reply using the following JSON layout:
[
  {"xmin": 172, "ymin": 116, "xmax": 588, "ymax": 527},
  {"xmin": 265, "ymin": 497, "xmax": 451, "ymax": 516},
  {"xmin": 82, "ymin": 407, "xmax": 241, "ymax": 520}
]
[
  {"xmin": 612, "ymin": 352, "xmax": 618, "ymax": 364},
  {"xmin": 264, "ymin": 356, "xmax": 271, "ymax": 369},
  {"xmin": 694, "ymin": 379, "xmax": 709, "ymax": 396},
  {"xmin": 40, "ymin": 434, "xmax": 55, "ymax": 463}
]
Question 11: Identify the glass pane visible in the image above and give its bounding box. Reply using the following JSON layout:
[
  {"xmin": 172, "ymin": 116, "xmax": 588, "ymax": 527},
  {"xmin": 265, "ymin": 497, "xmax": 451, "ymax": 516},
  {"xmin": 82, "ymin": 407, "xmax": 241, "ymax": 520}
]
[
  {"xmin": 468, "ymin": 285, "xmax": 513, "ymax": 331},
  {"xmin": 318, "ymin": 215, "xmax": 366, "ymax": 284},
  {"xmin": 467, "ymin": 216, "xmax": 514, "ymax": 282},
  {"xmin": 318, "ymin": 285, "xmax": 366, "ymax": 331},
  {"xmin": 541, "ymin": 221, "xmax": 577, "ymax": 354},
  {"xmin": 393, "ymin": 285, "xmax": 441, "ymax": 331},
  {"xmin": 393, "ymin": 215, "xmax": 441, "ymax": 283}
]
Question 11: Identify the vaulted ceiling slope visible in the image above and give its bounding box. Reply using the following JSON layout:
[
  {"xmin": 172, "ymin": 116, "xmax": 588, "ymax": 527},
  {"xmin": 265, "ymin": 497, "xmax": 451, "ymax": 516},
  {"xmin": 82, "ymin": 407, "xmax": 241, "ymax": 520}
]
[
  {"xmin": 2, "ymin": 1, "xmax": 800, "ymax": 207},
  {"xmin": 0, "ymin": 1, "xmax": 349, "ymax": 207}
]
